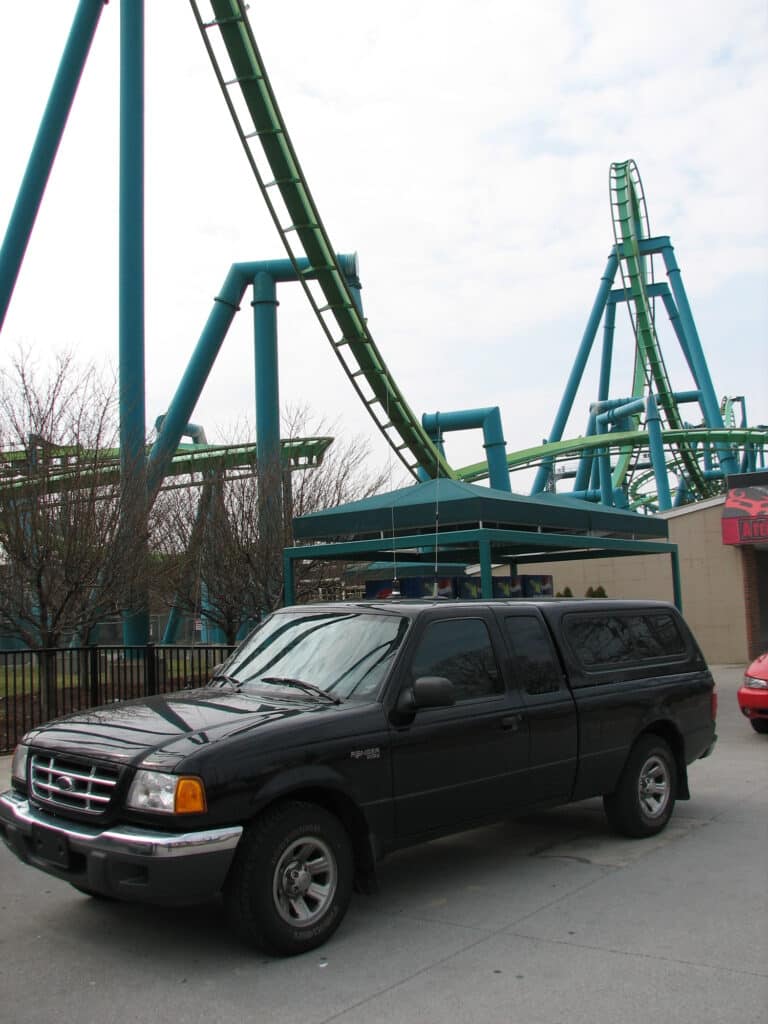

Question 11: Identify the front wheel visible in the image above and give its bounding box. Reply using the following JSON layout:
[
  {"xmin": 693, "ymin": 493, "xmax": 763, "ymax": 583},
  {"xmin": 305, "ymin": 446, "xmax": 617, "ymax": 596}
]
[
  {"xmin": 603, "ymin": 735, "xmax": 678, "ymax": 838},
  {"xmin": 223, "ymin": 801, "xmax": 353, "ymax": 956},
  {"xmin": 750, "ymin": 718, "xmax": 768, "ymax": 734}
]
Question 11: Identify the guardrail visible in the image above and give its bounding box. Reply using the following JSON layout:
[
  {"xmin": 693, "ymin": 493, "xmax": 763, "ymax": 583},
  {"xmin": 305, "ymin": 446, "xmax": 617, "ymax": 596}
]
[{"xmin": 0, "ymin": 644, "xmax": 237, "ymax": 753}]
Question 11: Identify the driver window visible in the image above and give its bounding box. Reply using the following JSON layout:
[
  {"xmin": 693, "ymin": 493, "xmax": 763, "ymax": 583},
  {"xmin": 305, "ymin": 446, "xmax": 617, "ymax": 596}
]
[{"xmin": 410, "ymin": 618, "xmax": 502, "ymax": 702}]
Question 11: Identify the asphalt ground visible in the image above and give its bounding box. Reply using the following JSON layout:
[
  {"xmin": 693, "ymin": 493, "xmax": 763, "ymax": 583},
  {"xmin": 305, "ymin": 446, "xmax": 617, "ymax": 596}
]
[{"xmin": 0, "ymin": 665, "xmax": 766, "ymax": 1024}]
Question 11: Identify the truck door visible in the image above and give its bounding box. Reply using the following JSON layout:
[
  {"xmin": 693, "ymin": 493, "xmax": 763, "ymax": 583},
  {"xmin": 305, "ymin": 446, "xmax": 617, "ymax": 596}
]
[
  {"xmin": 389, "ymin": 611, "xmax": 529, "ymax": 839},
  {"xmin": 499, "ymin": 610, "xmax": 578, "ymax": 803}
]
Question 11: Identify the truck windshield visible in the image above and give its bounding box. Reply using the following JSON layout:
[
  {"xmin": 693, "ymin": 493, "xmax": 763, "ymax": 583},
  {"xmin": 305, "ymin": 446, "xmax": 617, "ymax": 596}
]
[{"xmin": 214, "ymin": 610, "xmax": 410, "ymax": 701}]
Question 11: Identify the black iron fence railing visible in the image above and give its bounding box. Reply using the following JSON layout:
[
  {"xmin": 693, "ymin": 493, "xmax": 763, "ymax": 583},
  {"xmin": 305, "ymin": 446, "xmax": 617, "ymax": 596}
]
[{"xmin": 0, "ymin": 644, "xmax": 237, "ymax": 754}]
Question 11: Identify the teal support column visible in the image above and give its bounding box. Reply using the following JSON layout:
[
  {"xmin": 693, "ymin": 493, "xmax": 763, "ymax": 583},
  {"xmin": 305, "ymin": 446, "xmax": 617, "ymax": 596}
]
[
  {"xmin": 119, "ymin": 0, "xmax": 146, "ymax": 477},
  {"xmin": 147, "ymin": 266, "xmax": 249, "ymax": 496},
  {"xmin": 0, "ymin": 0, "xmax": 107, "ymax": 329},
  {"xmin": 573, "ymin": 412, "xmax": 597, "ymax": 493},
  {"xmin": 671, "ymin": 548, "xmax": 682, "ymax": 611},
  {"xmin": 252, "ymin": 272, "xmax": 280, "ymax": 471},
  {"xmin": 599, "ymin": 300, "xmax": 616, "ymax": 401},
  {"xmin": 201, "ymin": 583, "xmax": 227, "ymax": 644},
  {"xmin": 532, "ymin": 252, "xmax": 618, "ymax": 493},
  {"xmin": 161, "ymin": 604, "xmax": 183, "ymax": 645},
  {"xmin": 343, "ymin": 253, "xmax": 364, "ymax": 315},
  {"xmin": 283, "ymin": 552, "xmax": 295, "ymax": 606},
  {"xmin": 479, "ymin": 539, "xmax": 493, "ymax": 599},
  {"xmin": 120, "ymin": 0, "xmax": 148, "ymax": 645},
  {"xmin": 422, "ymin": 408, "xmax": 510, "ymax": 491},
  {"xmin": 660, "ymin": 241, "xmax": 737, "ymax": 475},
  {"xmin": 598, "ymin": 449, "xmax": 613, "ymax": 505}
]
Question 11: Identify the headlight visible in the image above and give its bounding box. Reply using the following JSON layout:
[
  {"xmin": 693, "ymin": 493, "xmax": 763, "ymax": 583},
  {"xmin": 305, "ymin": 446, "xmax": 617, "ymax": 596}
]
[
  {"xmin": 743, "ymin": 675, "xmax": 768, "ymax": 689},
  {"xmin": 126, "ymin": 770, "xmax": 207, "ymax": 814},
  {"xmin": 11, "ymin": 743, "xmax": 29, "ymax": 785}
]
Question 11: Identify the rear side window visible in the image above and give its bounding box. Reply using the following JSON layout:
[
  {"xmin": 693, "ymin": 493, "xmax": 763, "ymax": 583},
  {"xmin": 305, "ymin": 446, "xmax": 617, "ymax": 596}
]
[
  {"xmin": 564, "ymin": 611, "xmax": 687, "ymax": 672},
  {"xmin": 409, "ymin": 618, "xmax": 502, "ymax": 701},
  {"xmin": 626, "ymin": 614, "xmax": 685, "ymax": 659},
  {"xmin": 504, "ymin": 616, "xmax": 562, "ymax": 695}
]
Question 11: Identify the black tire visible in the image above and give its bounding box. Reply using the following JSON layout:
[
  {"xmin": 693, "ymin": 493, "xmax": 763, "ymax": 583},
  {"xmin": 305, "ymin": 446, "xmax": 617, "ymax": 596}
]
[
  {"xmin": 603, "ymin": 734, "xmax": 678, "ymax": 838},
  {"xmin": 749, "ymin": 718, "xmax": 768, "ymax": 734},
  {"xmin": 223, "ymin": 801, "xmax": 353, "ymax": 956}
]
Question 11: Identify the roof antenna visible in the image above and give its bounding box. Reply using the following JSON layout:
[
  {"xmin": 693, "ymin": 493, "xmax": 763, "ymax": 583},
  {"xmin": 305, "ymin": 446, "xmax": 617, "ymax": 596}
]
[{"xmin": 384, "ymin": 372, "xmax": 399, "ymax": 598}]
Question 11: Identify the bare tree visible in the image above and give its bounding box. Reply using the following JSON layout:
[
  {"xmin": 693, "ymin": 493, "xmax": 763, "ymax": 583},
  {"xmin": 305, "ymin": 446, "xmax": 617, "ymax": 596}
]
[
  {"xmin": 0, "ymin": 350, "xmax": 146, "ymax": 713},
  {"xmin": 151, "ymin": 407, "xmax": 393, "ymax": 643}
]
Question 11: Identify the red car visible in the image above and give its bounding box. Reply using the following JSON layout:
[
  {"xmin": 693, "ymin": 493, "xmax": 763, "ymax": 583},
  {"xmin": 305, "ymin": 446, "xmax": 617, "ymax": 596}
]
[{"xmin": 738, "ymin": 652, "xmax": 768, "ymax": 734}]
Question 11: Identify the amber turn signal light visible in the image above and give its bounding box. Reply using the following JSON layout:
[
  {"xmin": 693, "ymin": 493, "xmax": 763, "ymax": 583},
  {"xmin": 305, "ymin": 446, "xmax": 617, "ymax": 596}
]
[{"xmin": 174, "ymin": 777, "xmax": 207, "ymax": 814}]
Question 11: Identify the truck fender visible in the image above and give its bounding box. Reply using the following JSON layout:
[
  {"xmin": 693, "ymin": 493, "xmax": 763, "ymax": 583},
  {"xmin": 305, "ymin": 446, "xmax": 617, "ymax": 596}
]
[{"xmin": 240, "ymin": 765, "xmax": 379, "ymax": 893}]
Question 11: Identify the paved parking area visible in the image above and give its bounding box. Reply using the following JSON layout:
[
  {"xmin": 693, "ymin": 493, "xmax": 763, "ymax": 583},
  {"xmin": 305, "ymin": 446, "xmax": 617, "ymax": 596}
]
[{"xmin": 1, "ymin": 666, "xmax": 766, "ymax": 1024}]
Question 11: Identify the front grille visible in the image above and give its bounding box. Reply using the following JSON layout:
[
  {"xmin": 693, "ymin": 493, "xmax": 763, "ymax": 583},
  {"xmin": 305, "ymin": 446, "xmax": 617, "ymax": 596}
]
[{"xmin": 30, "ymin": 753, "xmax": 120, "ymax": 815}]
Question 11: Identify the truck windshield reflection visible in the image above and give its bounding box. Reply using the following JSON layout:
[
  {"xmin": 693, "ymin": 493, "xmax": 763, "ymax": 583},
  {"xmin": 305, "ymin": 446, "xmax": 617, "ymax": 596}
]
[{"xmin": 214, "ymin": 610, "xmax": 410, "ymax": 701}]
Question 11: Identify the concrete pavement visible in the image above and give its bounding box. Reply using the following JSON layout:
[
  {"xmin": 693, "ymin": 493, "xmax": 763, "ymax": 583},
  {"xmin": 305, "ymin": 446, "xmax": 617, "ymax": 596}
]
[{"xmin": 0, "ymin": 666, "xmax": 766, "ymax": 1024}]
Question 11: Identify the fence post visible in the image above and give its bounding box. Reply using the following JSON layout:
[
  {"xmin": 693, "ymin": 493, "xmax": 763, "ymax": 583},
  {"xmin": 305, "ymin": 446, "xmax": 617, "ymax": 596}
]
[
  {"xmin": 37, "ymin": 649, "xmax": 59, "ymax": 723},
  {"xmin": 88, "ymin": 645, "xmax": 99, "ymax": 706},
  {"xmin": 145, "ymin": 642, "xmax": 157, "ymax": 697}
]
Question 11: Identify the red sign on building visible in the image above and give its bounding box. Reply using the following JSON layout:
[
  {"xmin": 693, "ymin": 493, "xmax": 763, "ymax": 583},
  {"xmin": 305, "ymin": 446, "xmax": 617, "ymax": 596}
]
[{"xmin": 722, "ymin": 472, "xmax": 768, "ymax": 546}]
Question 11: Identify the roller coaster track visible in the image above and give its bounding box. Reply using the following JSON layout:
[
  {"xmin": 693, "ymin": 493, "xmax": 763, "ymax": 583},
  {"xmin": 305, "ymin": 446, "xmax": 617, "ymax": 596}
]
[
  {"xmin": 189, "ymin": 0, "xmax": 453, "ymax": 481},
  {"xmin": 457, "ymin": 427, "xmax": 768, "ymax": 507},
  {"xmin": 187, "ymin": 4, "xmax": 758, "ymax": 508},
  {"xmin": 0, "ymin": 437, "xmax": 333, "ymax": 498},
  {"xmin": 609, "ymin": 160, "xmax": 710, "ymax": 497}
]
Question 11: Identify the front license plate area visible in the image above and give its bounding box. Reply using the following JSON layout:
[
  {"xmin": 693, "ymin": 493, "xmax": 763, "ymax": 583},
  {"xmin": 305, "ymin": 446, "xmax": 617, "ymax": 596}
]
[{"xmin": 31, "ymin": 827, "xmax": 70, "ymax": 869}]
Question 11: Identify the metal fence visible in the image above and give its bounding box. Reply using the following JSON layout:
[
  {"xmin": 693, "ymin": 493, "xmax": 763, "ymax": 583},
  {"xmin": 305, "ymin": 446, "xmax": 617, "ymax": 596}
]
[{"xmin": 0, "ymin": 644, "xmax": 237, "ymax": 753}]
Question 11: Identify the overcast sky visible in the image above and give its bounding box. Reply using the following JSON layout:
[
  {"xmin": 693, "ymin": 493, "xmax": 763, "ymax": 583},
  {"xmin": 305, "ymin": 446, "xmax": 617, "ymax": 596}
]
[{"xmin": 0, "ymin": 0, "xmax": 766, "ymax": 484}]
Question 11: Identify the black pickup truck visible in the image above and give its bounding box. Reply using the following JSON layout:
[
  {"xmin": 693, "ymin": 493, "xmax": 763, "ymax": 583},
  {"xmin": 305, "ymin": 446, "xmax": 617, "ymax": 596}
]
[{"xmin": 0, "ymin": 598, "xmax": 716, "ymax": 956}]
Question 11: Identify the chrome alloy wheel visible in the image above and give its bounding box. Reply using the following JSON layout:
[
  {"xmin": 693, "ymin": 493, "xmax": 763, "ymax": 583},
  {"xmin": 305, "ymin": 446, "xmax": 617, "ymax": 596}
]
[
  {"xmin": 272, "ymin": 835, "xmax": 338, "ymax": 927},
  {"xmin": 637, "ymin": 754, "xmax": 670, "ymax": 819}
]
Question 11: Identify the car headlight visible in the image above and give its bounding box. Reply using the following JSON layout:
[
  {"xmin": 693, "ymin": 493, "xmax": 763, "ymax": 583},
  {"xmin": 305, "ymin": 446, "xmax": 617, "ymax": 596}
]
[
  {"xmin": 743, "ymin": 675, "xmax": 768, "ymax": 689},
  {"xmin": 126, "ymin": 770, "xmax": 207, "ymax": 814},
  {"xmin": 11, "ymin": 743, "xmax": 29, "ymax": 785}
]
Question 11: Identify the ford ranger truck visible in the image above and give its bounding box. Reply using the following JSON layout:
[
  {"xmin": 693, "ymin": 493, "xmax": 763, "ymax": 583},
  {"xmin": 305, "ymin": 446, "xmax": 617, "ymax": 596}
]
[{"xmin": 0, "ymin": 599, "xmax": 717, "ymax": 956}]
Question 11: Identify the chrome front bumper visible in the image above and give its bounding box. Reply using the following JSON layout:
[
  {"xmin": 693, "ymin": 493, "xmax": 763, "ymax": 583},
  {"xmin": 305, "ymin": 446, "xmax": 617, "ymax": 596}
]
[{"xmin": 0, "ymin": 789, "xmax": 243, "ymax": 904}]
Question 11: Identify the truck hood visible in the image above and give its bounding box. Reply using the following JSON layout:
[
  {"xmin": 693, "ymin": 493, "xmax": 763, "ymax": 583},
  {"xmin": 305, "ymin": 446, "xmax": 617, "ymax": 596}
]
[{"xmin": 24, "ymin": 687, "xmax": 340, "ymax": 767}]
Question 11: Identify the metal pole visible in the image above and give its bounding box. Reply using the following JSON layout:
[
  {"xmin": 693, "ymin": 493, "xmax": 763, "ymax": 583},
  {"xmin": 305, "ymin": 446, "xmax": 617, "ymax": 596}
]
[
  {"xmin": 532, "ymin": 252, "xmax": 619, "ymax": 493},
  {"xmin": 0, "ymin": 0, "xmax": 107, "ymax": 329},
  {"xmin": 671, "ymin": 548, "xmax": 682, "ymax": 611},
  {"xmin": 646, "ymin": 395, "xmax": 672, "ymax": 510},
  {"xmin": 120, "ymin": 0, "xmax": 148, "ymax": 644},
  {"xmin": 283, "ymin": 551, "xmax": 295, "ymax": 606},
  {"xmin": 479, "ymin": 538, "xmax": 493, "ymax": 598},
  {"xmin": 252, "ymin": 272, "xmax": 280, "ymax": 471},
  {"xmin": 146, "ymin": 266, "xmax": 249, "ymax": 496}
]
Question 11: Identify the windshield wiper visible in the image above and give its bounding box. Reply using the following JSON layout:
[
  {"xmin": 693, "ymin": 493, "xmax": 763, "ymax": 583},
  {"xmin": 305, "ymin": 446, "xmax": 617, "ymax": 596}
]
[
  {"xmin": 210, "ymin": 673, "xmax": 244, "ymax": 690},
  {"xmin": 260, "ymin": 676, "xmax": 341, "ymax": 705}
]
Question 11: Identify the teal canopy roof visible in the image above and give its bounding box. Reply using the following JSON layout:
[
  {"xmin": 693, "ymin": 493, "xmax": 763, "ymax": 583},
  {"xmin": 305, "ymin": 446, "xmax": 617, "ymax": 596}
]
[{"xmin": 293, "ymin": 479, "xmax": 668, "ymax": 542}]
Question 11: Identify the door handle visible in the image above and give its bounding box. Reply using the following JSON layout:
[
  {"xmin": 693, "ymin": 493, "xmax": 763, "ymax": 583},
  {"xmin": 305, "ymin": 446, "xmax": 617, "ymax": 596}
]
[{"xmin": 501, "ymin": 713, "xmax": 523, "ymax": 731}]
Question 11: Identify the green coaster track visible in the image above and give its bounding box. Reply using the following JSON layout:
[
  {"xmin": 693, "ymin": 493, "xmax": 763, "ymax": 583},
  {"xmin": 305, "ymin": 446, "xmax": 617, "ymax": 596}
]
[
  {"xmin": 609, "ymin": 160, "xmax": 708, "ymax": 498},
  {"xmin": 190, "ymin": 0, "xmax": 453, "ymax": 481},
  {"xmin": 191, "ymin": 2, "xmax": 764, "ymax": 510}
]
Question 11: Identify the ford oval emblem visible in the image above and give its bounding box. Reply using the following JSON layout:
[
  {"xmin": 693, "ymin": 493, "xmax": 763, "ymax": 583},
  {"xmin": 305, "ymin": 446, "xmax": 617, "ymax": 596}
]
[{"xmin": 55, "ymin": 775, "xmax": 76, "ymax": 793}]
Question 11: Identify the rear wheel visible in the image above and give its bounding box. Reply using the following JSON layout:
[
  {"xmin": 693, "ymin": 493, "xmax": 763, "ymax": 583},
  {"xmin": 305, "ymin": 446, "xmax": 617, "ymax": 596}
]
[
  {"xmin": 749, "ymin": 718, "xmax": 768, "ymax": 734},
  {"xmin": 223, "ymin": 801, "xmax": 353, "ymax": 956},
  {"xmin": 603, "ymin": 735, "xmax": 677, "ymax": 838}
]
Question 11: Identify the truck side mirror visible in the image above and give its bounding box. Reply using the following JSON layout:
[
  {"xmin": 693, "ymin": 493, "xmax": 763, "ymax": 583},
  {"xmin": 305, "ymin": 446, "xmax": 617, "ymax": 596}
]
[
  {"xmin": 412, "ymin": 675, "xmax": 456, "ymax": 708},
  {"xmin": 392, "ymin": 676, "xmax": 455, "ymax": 724}
]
